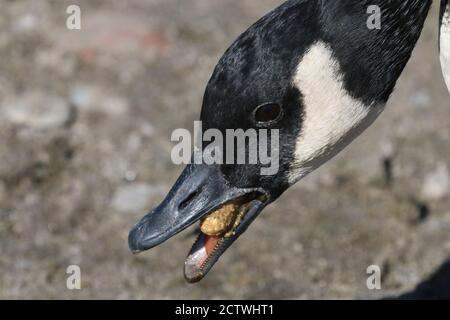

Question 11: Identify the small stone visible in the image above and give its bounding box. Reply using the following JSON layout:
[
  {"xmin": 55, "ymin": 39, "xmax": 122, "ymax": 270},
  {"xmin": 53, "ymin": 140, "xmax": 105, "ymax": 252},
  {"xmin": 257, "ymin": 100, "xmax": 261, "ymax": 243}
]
[
  {"xmin": 380, "ymin": 139, "xmax": 395, "ymax": 158},
  {"xmin": 127, "ymin": 133, "xmax": 142, "ymax": 152},
  {"xmin": 111, "ymin": 183, "xmax": 166, "ymax": 213},
  {"xmin": 13, "ymin": 14, "xmax": 37, "ymax": 33},
  {"xmin": 140, "ymin": 123, "xmax": 155, "ymax": 138},
  {"xmin": 410, "ymin": 91, "xmax": 432, "ymax": 109},
  {"xmin": 102, "ymin": 96, "xmax": 129, "ymax": 116},
  {"xmin": 5, "ymin": 92, "xmax": 71, "ymax": 130},
  {"xmin": 124, "ymin": 171, "xmax": 137, "ymax": 182},
  {"xmin": 421, "ymin": 163, "xmax": 450, "ymax": 201},
  {"xmin": 69, "ymin": 85, "xmax": 129, "ymax": 116},
  {"xmin": 70, "ymin": 86, "xmax": 94, "ymax": 109}
]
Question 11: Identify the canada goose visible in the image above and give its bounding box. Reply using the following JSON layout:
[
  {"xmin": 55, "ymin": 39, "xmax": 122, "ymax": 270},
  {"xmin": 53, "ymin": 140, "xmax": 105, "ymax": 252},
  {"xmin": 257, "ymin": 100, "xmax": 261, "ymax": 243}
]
[{"xmin": 129, "ymin": 0, "xmax": 448, "ymax": 283}]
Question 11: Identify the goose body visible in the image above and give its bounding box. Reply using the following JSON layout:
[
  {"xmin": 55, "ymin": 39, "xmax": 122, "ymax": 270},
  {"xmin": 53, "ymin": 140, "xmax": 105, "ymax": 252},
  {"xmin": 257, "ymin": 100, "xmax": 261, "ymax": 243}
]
[
  {"xmin": 441, "ymin": 0, "xmax": 450, "ymax": 92},
  {"xmin": 129, "ymin": 0, "xmax": 436, "ymax": 282}
]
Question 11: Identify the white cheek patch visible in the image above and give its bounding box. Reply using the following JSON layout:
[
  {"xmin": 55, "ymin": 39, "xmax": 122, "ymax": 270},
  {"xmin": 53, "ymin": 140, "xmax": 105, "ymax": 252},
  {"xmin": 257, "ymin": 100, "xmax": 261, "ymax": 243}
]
[
  {"xmin": 289, "ymin": 41, "xmax": 384, "ymax": 184},
  {"xmin": 441, "ymin": 7, "xmax": 450, "ymax": 93}
]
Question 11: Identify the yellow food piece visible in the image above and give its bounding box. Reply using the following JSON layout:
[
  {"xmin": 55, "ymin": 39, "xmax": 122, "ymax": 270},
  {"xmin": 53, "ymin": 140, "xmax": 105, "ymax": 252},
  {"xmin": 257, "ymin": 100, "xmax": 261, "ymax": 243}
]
[{"xmin": 200, "ymin": 202, "xmax": 239, "ymax": 236}]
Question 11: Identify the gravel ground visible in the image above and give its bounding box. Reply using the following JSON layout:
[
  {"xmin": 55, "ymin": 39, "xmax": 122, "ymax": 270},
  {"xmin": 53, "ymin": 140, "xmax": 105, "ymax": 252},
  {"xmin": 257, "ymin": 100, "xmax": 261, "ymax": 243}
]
[{"xmin": 0, "ymin": 0, "xmax": 449, "ymax": 299}]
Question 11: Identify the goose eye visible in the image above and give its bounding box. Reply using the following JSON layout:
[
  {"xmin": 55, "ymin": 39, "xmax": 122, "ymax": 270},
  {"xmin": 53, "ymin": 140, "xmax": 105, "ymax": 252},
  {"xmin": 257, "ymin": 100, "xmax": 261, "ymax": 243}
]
[{"xmin": 253, "ymin": 103, "xmax": 282, "ymax": 124}]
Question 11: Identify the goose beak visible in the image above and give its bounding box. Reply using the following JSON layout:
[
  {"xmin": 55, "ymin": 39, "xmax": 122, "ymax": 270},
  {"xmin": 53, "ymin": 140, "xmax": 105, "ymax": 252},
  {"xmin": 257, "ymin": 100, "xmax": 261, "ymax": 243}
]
[{"xmin": 128, "ymin": 163, "xmax": 270, "ymax": 282}]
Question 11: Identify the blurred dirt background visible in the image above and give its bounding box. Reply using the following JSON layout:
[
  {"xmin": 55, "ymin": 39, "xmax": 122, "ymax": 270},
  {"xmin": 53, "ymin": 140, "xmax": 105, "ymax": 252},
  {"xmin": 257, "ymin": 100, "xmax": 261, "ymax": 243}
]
[{"xmin": 0, "ymin": 0, "xmax": 449, "ymax": 299}]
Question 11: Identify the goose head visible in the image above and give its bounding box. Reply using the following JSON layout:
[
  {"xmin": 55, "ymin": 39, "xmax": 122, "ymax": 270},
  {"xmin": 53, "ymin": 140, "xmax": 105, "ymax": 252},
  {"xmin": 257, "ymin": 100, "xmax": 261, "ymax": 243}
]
[{"xmin": 129, "ymin": 0, "xmax": 432, "ymax": 282}]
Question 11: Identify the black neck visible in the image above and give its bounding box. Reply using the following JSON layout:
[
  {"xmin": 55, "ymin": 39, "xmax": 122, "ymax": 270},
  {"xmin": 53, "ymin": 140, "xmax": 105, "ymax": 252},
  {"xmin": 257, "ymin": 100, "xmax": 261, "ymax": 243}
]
[
  {"xmin": 441, "ymin": 0, "xmax": 449, "ymax": 26},
  {"xmin": 319, "ymin": 0, "xmax": 432, "ymax": 104}
]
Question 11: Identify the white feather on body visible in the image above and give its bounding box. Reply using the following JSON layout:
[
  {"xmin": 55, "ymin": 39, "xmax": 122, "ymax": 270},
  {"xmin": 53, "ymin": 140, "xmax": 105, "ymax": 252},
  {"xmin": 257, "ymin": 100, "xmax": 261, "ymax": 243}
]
[{"xmin": 441, "ymin": 4, "xmax": 450, "ymax": 93}]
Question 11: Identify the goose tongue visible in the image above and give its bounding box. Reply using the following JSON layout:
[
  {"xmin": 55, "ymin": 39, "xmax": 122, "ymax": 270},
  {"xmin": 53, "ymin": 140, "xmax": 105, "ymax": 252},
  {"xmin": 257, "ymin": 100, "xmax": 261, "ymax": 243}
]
[
  {"xmin": 184, "ymin": 196, "xmax": 269, "ymax": 283},
  {"xmin": 184, "ymin": 234, "xmax": 221, "ymax": 282}
]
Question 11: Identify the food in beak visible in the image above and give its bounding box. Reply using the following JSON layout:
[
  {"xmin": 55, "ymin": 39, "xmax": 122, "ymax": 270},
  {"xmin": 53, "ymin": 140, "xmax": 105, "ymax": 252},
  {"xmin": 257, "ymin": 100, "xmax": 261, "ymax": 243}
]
[
  {"xmin": 184, "ymin": 197, "xmax": 255, "ymax": 282},
  {"xmin": 200, "ymin": 201, "xmax": 247, "ymax": 237}
]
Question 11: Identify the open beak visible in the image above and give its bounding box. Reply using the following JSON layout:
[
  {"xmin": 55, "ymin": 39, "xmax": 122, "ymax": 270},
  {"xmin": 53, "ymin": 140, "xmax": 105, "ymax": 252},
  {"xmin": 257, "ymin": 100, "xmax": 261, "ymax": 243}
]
[{"xmin": 128, "ymin": 163, "xmax": 270, "ymax": 282}]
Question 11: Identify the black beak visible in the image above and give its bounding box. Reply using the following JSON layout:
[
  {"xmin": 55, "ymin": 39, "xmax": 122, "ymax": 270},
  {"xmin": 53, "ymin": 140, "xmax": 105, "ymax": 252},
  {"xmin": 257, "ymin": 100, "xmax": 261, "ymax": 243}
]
[{"xmin": 128, "ymin": 163, "xmax": 270, "ymax": 281}]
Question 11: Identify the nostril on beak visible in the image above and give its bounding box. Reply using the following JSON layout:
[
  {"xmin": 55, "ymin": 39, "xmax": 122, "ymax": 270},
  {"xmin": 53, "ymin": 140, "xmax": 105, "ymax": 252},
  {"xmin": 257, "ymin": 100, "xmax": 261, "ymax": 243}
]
[{"xmin": 179, "ymin": 187, "xmax": 202, "ymax": 210}]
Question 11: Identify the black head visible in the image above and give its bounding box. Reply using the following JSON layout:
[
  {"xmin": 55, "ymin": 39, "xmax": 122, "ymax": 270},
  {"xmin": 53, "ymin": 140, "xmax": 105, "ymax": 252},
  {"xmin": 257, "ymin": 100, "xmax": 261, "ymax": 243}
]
[{"xmin": 128, "ymin": 0, "xmax": 431, "ymax": 282}]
